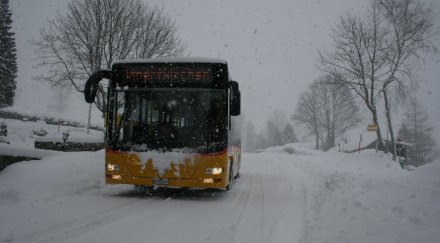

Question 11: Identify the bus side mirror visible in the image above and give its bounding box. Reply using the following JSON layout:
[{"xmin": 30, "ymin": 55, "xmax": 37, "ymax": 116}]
[
  {"xmin": 229, "ymin": 81, "xmax": 241, "ymax": 116},
  {"xmin": 84, "ymin": 70, "xmax": 112, "ymax": 103}
]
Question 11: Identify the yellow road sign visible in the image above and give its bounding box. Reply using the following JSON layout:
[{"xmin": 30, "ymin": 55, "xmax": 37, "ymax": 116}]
[{"xmin": 367, "ymin": 123, "xmax": 377, "ymax": 132}]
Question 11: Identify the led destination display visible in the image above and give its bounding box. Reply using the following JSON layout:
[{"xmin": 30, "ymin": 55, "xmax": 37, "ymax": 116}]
[{"xmin": 124, "ymin": 65, "xmax": 212, "ymax": 82}]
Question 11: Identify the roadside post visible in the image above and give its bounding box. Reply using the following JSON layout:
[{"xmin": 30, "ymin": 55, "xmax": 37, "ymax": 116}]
[
  {"xmin": 62, "ymin": 131, "xmax": 70, "ymax": 151},
  {"xmin": 0, "ymin": 121, "xmax": 7, "ymax": 137},
  {"xmin": 367, "ymin": 123, "xmax": 377, "ymax": 152}
]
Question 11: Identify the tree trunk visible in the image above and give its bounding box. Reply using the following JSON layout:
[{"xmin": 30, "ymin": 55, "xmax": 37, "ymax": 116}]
[
  {"xmin": 371, "ymin": 107, "xmax": 386, "ymax": 153},
  {"xmin": 313, "ymin": 114, "xmax": 319, "ymax": 150},
  {"xmin": 383, "ymin": 89, "xmax": 396, "ymax": 160}
]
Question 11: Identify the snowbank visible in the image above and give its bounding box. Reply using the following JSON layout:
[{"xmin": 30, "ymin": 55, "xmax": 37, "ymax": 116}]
[
  {"xmin": 35, "ymin": 135, "xmax": 103, "ymax": 144},
  {"xmin": 0, "ymin": 143, "xmax": 54, "ymax": 158},
  {"xmin": 336, "ymin": 123, "xmax": 378, "ymax": 152},
  {"xmin": 301, "ymin": 150, "xmax": 440, "ymax": 243},
  {"xmin": 1, "ymin": 118, "xmax": 104, "ymax": 148},
  {"xmin": 262, "ymin": 143, "xmax": 319, "ymax": 155}
]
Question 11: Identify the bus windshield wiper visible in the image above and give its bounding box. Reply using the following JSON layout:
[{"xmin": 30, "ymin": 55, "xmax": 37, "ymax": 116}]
[{"xmin": 116, "ymin": 100, "xmax": 128, "ymax": 138}]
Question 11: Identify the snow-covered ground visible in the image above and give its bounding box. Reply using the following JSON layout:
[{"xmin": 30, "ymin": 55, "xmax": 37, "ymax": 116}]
[
  {"xmin": 0, "ymin": 118, "xmax": 103, "ymax": 150},
  {"xmin": 1, "ymin": 143, "xmax": 439, "ymax": 243}
]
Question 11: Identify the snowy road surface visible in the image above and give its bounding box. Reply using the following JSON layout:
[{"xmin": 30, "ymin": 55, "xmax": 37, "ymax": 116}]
[
  {"xmin": 0, "ymin": 150, "xmax": 308, "ymax": 243},
  {"xmin": 1, "ymin": 144, "xmax": 440, "ymax": 243}
]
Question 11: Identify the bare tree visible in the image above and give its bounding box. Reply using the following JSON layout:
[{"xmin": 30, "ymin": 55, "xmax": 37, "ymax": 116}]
[
  {"xmin": 245, "ymin": 121, "xmax": 257, "ymax": 152},
  {"xmin": 266, "ymin": 109, "xmax": 288, "ymax": 147},
  {"xmin": 294, "ymin": 75, "xmax": 361, "ymax": 151},
  {"xmin": 377, "ymin": 0, "xmax": 437, "ymax": 160},
  {"xmin": 293, "ymin": 82, "xmax": 320, "ymax": 149},
  {"xmin": 319, "ymin": 76, "xmax": 362, "ymax": 150},
  {"xmin": 319, "ymin": 2, "xmax": 388, "ymax": 152},
  {"xmin": 320, "ymin": 0, "xmax": 437, "ymax": 159},
  {"xmin": 50, "ymin": 86, "xmax": 70, "ymax": 132},
  {"xmin": 255, "ymin": 131, "xmax": 268, "ymax": 151},
  {"xmin": 34, "ymin": 0, "xmax": 186, "ymax": 113}
]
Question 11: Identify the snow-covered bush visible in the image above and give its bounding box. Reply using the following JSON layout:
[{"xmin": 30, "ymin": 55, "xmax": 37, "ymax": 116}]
[{"xmin": 32, "ymin": 128, "xmax": 48, "ymax": 137}]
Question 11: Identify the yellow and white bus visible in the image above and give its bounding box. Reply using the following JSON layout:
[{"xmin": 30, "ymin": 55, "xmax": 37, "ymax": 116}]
[{"xmin": 85, "ymin": 57, "xmax": 241, "ymax": 190}]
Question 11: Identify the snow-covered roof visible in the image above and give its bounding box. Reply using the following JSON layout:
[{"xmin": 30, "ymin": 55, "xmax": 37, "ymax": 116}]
[{"xmin": 113, "ymin": 57, "xmax": 227, "ymax": 65}]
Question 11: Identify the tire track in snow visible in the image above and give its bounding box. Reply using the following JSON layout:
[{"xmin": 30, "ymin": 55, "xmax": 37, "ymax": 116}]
[
  {"xmin": 235, "ymin": 171, "xmax": 266, "ymax": 243},
  {"xmin": 7, "ymin": 152, "xmax": 311, "ymax": 243},
  {"xmin": 210, "ymin": 160, "xmax": 273, "ymax": 243},
  {"xmin": 245, "ymin": 153, "xmax": 309, "ymax": 243},
  {"xmin": 204, "ymin": 172, "xmax": 254, "ymax": 243},
  {"xmin": 256, "ymin": 172, "xmax": 266, "ymax": 243},
  {"xmin": 13, "ymin": 196, "xmax": 164, "ymax": 243}
]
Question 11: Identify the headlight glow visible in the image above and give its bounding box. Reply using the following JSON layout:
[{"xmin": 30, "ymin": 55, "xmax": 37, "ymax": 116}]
[
  {"xmin": 206, "ymin": 168, "xmax": 223, "ymax": 175},
  {"xmin": 107, "ymin": 163, "xmax": 119, "ymax": 171}
]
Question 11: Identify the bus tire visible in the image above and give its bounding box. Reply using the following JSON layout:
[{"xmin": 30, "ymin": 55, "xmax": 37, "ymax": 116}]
[{"xmin": 226, "ymin": 162, "xmax": 233, "ymax": 190}]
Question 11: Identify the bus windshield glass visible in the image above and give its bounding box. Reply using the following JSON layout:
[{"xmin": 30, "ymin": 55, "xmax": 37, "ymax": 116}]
[{"xmin": 108, "ymin": 88, "xmax": 227, "ymax": 153}]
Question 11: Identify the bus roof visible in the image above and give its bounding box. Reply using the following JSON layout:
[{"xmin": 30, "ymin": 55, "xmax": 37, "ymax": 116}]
[{"xmin": 113, "ymin": 57, "xmax": 227, "ymax": 65}]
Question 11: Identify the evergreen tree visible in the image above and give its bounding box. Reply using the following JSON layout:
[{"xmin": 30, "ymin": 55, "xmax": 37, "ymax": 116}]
[
  {"xmin": 283, "ymin": 123, "xmax": 298, "ymax": 144},
  {"xmin": 398, "ymin": 99, "xmax": 437, "ymax": 166},
  {"xmin": 0, "ymin": 0, "xmax": 17, "ymax": 108},
  {"xmin": 397, "ymin": 123, "xmax": 411, "ymax": 145},
  {"xmin": 255, "ymin": 132, "xmax": 268, "ymax": 151}
]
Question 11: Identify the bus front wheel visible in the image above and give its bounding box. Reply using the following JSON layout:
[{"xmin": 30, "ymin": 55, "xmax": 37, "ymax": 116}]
[{"xmin": 226, "ymin": 162, "xmax": 233, "ymax": 190}]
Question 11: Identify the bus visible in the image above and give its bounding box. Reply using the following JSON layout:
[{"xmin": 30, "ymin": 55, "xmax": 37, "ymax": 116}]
[{"xmin": 84, "ymin": 57, "xmax": 241, "ymax": 190}]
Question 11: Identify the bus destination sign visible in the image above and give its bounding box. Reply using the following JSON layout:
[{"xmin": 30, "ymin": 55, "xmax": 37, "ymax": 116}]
[{"xmin": 124, "ymin": 65, "xmax": 212, "ymax": 83}]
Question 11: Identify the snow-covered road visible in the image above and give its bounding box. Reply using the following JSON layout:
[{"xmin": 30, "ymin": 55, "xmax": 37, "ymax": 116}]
[
  {"xmin": 1, "ymin": 144, "xmax": 440, "ymax": 243},
  {"xmin": 0, "ymin": 150, "xmax": 309, "ymax": 243}
]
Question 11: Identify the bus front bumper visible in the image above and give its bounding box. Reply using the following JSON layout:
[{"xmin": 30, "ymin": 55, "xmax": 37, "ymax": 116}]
[{"xmin": 105, "ymin": 174, "xmax": 227, "ymax": 190}]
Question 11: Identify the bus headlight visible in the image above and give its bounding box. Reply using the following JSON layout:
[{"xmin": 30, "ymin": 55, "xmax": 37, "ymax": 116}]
[
  {"xmin": 107, "ymin": 163, "xmax": 119, "ymax": 171},
  {"xmin": 206, "ymin": 168, "xmax": 223, "ymax": 175}
]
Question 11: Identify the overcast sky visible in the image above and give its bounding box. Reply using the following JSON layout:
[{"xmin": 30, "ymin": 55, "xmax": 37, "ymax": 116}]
[
  {"xmin": 10, "ymin": 0, "xmax": 440, "ymax": 137},
  {"xmin": 148, "ymin": 0, "xmax": 369, "ymax": 128}
]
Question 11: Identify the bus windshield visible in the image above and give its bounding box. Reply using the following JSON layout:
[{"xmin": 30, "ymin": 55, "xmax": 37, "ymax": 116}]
[{"xmin": 108, "ymin": 88, "xmax": 227, "ymax": 153}]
